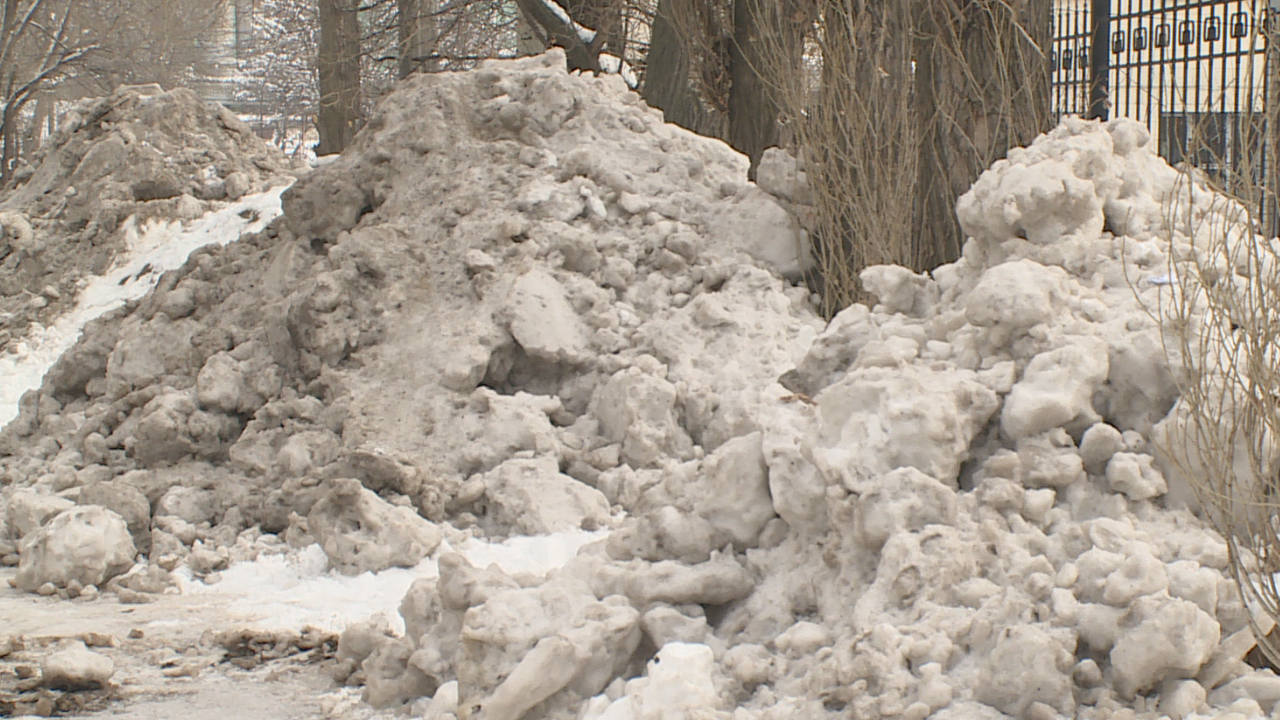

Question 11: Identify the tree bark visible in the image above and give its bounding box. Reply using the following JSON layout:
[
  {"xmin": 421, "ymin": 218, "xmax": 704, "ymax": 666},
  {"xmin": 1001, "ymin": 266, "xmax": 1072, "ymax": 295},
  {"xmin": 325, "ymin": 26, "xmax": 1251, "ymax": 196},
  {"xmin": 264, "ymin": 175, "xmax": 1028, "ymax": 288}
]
[
  {"xmin": 641, "ymin": 0, "xmax": 717, "ymax": 136},
  {"xmin": 317, "ymin": 0, "xmax": 361, "ymax": 155},
  {"xmin": 398, "ymin": 0, "xmax": 438, "ymax": 78},
  {"xmin": 912, "ymin": 0, "xmax": 1052, "ymax": 270},
  {"xmin": 726, "ymin": 0, "xmax": 780, "ymax": 179},
  {"xmin": 513, "ymin": 0, "xmax": 599, "ymax": 72}
]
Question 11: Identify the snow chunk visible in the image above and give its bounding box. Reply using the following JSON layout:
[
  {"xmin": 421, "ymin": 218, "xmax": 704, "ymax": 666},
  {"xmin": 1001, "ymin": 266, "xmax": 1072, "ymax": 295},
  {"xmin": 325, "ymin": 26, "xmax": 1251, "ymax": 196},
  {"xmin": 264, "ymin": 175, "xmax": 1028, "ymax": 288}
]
[
  {"xmin": 482, "ymin": 456, "xmax": 611, "ymax": 534},
  {"xmin": 307, "ymin": 478, "xmax": 443, "ymax": 574},
  {"xmin": 813, "ymin": 365, "xmax": 999, "ymax": 489},
  {"xmin": 41, "ymin": 640, "xmax": 115, "ymax": 690},
  {"xmin": 15, "ymin": 506, "xmax": 136, "ymax": 592},
  {"xmin": 506, "ymin": 268, "xmax": 591, "ymax": 364},
  {"xmin": 976, "ymin": 625, "xmax": 1074, "ymax": 718},
  {"xmin": 1002, "ymin": 338, "xmax": 1109, "ymax": 441},
  {"xmin": 1110, "ymin": 595, "xmax": 1220, "ymax": 697}
]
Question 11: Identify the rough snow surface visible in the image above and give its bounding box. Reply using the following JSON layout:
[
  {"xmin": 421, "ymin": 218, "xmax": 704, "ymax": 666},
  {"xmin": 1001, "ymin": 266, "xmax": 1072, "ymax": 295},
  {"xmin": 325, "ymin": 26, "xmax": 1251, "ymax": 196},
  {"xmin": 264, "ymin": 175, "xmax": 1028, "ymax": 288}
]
[{"xmin": 0, "ymin": 186, "xmax": 284, "ymax": 426}]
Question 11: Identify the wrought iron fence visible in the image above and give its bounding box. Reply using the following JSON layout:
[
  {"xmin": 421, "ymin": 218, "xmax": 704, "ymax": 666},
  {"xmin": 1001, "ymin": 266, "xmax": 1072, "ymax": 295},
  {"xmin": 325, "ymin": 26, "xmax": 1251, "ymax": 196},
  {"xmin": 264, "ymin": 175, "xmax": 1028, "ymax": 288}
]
[{"xmin": 1052, "ymin": 0, "xmax": 1276, "ymax": 225}]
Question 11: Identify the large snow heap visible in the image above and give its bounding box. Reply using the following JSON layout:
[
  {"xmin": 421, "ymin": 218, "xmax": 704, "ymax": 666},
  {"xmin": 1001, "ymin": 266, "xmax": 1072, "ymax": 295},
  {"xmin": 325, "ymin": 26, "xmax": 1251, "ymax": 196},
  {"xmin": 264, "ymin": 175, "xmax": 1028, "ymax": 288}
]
[
  {"xmin": 2, "ymin": 50, "xmax": 1277, "ymax": 719},
  {"xmin": 0, "ymin": 84, "xmax": 292, "ymax": 349}
]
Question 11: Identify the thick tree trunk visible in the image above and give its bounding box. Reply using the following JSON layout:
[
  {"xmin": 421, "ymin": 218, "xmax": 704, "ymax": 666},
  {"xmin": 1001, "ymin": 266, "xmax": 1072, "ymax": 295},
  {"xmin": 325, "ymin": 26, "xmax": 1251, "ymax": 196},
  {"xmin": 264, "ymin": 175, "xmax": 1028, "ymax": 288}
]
[
  {"xmin": 317, "ymin": 0, "xmax": 361, "ymax": 155},
  {"xmin": 726, "ymin": 0, "xmax": 778, "ymax": 179},
  {"xmin": 912, "ymin": 0, "xmax": 1052, "ymax": 270},
  {"xmin": 398, "ymin": 0, "xmax": 438, "ymax": 78},
  {"xmin": 641, "ymin": 0, "xmax": 717, "ymax": 137}
]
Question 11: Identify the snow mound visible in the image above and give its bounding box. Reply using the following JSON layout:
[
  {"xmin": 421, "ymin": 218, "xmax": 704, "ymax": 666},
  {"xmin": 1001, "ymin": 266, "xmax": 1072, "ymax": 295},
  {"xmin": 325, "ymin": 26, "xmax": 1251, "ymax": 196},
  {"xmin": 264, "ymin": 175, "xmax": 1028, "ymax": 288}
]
[
  {"xmin": 3, "ymin": 51, "xmax": 1278, "ymax": 719},
  {"xmin": 0, "ymin": 84, "xmax": 293, "ymax": 351}
]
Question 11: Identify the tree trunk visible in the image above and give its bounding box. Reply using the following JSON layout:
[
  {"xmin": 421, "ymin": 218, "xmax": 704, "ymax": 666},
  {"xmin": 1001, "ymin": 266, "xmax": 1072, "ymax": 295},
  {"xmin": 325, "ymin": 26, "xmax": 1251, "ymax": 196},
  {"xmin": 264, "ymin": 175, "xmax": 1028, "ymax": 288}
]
[
  {"xmin": 317, "ymin": 0, "xmax": 361, "ymax": 155},
  {"xmin": 912, "ymin": 0, "xmax": 1052, "ymax": 270},
  {"xmin": 726, "ymin": 0, "xmax": 778, "ymax": 179},
  {"xmin": 641, "ymin": 0, "xmax": 717, "ymax": 137},
  {"xmin": 513, "ymin": 0, "xmax": 600, "ymax": 72},
  {"xmin": 398, "ymin": 0, "xmax": 438, "ymax": 78},
  {"xmin": 514, "ymin": 12, "xmax": 545, "ymax": 57}
]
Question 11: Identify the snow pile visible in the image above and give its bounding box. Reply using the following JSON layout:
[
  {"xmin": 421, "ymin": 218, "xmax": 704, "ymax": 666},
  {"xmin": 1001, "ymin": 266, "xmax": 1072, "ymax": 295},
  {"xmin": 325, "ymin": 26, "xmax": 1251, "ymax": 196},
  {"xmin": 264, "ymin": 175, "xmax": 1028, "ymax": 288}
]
[
  {"xmin": 0, "ymin": 84, "xmax": 293, "ymax": 351},
  {"xmin": 2, "ymin": 49, "xmax": 1278, "ymax": 720}
]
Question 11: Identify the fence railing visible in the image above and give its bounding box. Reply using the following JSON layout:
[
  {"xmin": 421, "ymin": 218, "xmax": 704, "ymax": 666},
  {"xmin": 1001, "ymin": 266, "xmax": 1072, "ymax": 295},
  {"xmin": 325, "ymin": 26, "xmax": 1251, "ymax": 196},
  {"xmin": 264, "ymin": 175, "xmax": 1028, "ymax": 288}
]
[{"xmin": 1052, "ymin": 0, "xmax": 1278, "ymax": 228}]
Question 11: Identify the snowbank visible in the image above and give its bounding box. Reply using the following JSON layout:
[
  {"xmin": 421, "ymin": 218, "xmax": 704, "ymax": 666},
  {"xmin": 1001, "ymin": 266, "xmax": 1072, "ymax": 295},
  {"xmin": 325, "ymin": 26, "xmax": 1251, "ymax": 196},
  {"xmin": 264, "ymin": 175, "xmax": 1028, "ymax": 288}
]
[
  {"xmin": 0, "ymin": 84, "xmax": 293, "ymax": 352},
  {"xmin": 2, "ymin": 49, "xmax": 1279, "ymax": 720}
]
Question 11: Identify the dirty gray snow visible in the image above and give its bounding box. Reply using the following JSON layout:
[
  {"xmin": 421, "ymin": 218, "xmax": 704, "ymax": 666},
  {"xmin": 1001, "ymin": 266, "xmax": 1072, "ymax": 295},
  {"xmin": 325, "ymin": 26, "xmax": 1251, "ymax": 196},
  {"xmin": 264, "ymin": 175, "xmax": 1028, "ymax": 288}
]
[
  {"xmin": 0, "ymin": 84, "xmax": 293, "ymax": 352},
  {"xmin": 2, "ymin": 49, "xmax": 1279, "ymax": 720}
]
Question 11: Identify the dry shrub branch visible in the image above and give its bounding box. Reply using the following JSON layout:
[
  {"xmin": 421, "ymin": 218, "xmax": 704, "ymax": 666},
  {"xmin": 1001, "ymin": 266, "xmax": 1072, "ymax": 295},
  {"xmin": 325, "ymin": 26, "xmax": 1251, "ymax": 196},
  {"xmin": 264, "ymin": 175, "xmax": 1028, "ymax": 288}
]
[
  {"xmin": 742, "ymin": 0, "xmax": 1050, "ymax": 317},
  {"xmin": 1153, "ymin": 70, "xmax": 1280, "ymax": 664}
]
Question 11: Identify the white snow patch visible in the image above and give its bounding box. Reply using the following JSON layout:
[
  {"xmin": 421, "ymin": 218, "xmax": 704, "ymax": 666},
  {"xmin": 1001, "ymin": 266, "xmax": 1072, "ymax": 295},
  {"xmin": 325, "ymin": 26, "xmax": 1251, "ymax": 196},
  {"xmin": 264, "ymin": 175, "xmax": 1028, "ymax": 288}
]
[
  {"xmin": 0, "ymin": 186, "xmax": 287, "ymax": 427},
  {"xmin": 176, "ymin": 530, "xmax": 604, "ymax": 635}
]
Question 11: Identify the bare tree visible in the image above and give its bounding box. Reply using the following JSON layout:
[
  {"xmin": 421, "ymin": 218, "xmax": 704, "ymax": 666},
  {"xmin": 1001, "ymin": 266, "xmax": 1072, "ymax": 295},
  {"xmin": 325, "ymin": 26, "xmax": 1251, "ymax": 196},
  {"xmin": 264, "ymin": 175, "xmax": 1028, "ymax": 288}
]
[
  {"xmin": 317, "ymin": 0, "xmax": 361, "ymax": 154},
  {"xmin": 0, "ymin": 0, "xmax": 98, "ymax": 180}
]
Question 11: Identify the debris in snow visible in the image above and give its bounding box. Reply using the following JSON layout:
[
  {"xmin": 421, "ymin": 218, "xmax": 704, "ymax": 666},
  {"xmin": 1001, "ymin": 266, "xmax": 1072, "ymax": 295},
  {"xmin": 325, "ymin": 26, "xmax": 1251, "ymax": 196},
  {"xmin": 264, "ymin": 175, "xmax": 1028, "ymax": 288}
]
[{"xmin": 5, "ymin": 49, "xmax": 1280, "ymax": 720}]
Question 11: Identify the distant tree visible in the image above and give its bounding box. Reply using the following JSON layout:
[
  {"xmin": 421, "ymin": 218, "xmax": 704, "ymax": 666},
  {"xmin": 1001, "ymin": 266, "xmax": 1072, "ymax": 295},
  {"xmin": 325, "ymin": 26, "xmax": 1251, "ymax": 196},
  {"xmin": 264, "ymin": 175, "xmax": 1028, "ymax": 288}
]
[
  {"xmin": 0, "ymin": 0, "xmax": 98, "ymax": 180},
  {"xmin": 237, "ymin": 0, "xmax": 319, "ymax": 152}
]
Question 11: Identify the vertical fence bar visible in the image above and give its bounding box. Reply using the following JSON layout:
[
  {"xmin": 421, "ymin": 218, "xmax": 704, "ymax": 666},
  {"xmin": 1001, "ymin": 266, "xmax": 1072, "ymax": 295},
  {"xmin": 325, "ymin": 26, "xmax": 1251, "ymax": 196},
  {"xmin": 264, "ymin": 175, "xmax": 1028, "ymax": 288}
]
[{"xmin": 1091, "ymin": 0, "xmax": 1112, "ymax": 118}]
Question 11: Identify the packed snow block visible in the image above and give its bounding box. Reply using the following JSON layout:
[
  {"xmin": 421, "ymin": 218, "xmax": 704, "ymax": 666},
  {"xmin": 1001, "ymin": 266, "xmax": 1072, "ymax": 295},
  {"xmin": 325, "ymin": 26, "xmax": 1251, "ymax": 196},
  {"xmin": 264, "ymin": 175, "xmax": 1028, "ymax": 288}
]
[
  {"xmin": 453, "ymin": 575, "xmax": 640, "ymax": 719},
  {"xmin": 593, "ymin": 367, "xmax": 693, "ymax": 468},
  {"xmin": 860, "ymin": 265, "xmax": 935, "ymax": 317},
  {"xmin": 605, "ymin": 507, "xmax": 717, "ymax": 564},
  {"xmin": 362, "ymin": 636, "xmax": 437, "ymax": 708},
  {"xmin": 154, "ymin": 485, "xmax": 216, "ymax": 526},
  {"xmin": 307, "ymin": 478, "xmax": 442, "ymax": 574},
  {"xmin": 688, "ymin": 431, "xmax": 775, "ymax": 548},
  {"xmin": 780, "ymin": 303, "xmax": 878, "ymax": 396},
  {"xmin": 504, "ymin": 268, "xmax": 591, "ymax": 364},
  {"xmin": 705, "ymin": 186, "xmax": 810, "ymax": 279},
  {"xmin": 483, "ymin": 456, "xmax": 610, "ymax": 534},
  {"xmin": 1110, "ymin": 595, "xmax": 1220, "ymax": 698},
  {"xmin": 1015, "ymin": 430, "xmax": 1086, "ymax": 489},
  {"xmin": 77, "ymin": 481, "xmax": 151, "ymax": 549},
  {"xmin": 811, "ymin": 365, "xmax": 999, "ymax": 490},
  {"xmin": 582, "ymin": 642, "xmax": 721, "ymax": 720},
  {"xmin": 975, "ymin": 625, "xmax": 1074, "ymax": 718},
  {"xmin": 853, "ymin": 467, "xmax": 958, "ymax": 551},
  {"xmin": 964, "ymin": 259, "xmax": 1069, "ymax": 333},
  {"xmin": 1001, "ymin": 338, "xmax": 1109, "ymax": 442},
  {"xmin": 196, "ymin": 350, "xmax": 282, "ymax": 415},
  {"xmin": 640, "ymin": 604, "xmax": 709, "ymax": 647},
  {"xmin": 467, "ymin": 601, "xmax": 641, "ymax": 720},
  {"xmin": 1159, "ymin": 679, "xmax": 1208, "ymax": 720},
  {"xmin": 760, "ymin": 404, "xmax": 828, "ymax": 536},
  {"xmin": 41, "ymin": 640, "xmax": 114, "ymax": 690},
  {"xmin": 7, "ymin": 489, "xmax": 74, "ymax": 540},
  {"xmin": 460, "ymin": 389, "xmax": 564, "ymax": 474},
  {"xmin": 1105, "ymin": 452, "xmax": 1168, "ymax": 501},
  {"xmin": 1079, "ymin": 422, "xmax": 1125, "ymax": 476},
  {"xmin": 1102, "ymin": 544, "xmax": 1168, "ymax": 606},
  {"xmin": 125, "ymin": 389, "xmax": 240, "ymax": 465},
  {"xmin": 756, "ymin": 148, "xmax": 812, "ymax": 205},
  {"xmin": 15, "ymin": 506, "xmax": 136, "ymax": 592},
  {"xmin": 957, "ymin": 158, "xmax": 1104, "ymax": 248},
  {"xmin": 103, "ymin": 317, "xmax": 200, "ymax": 390}
]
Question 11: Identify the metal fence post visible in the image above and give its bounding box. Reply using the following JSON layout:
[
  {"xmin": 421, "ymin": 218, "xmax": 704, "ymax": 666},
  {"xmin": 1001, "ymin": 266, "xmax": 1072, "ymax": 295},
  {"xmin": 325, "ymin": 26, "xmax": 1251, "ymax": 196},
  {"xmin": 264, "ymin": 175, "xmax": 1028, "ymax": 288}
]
[{"xmin": 1089, "ymin": 0, "xmax": 1112, "ymax": 119}]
